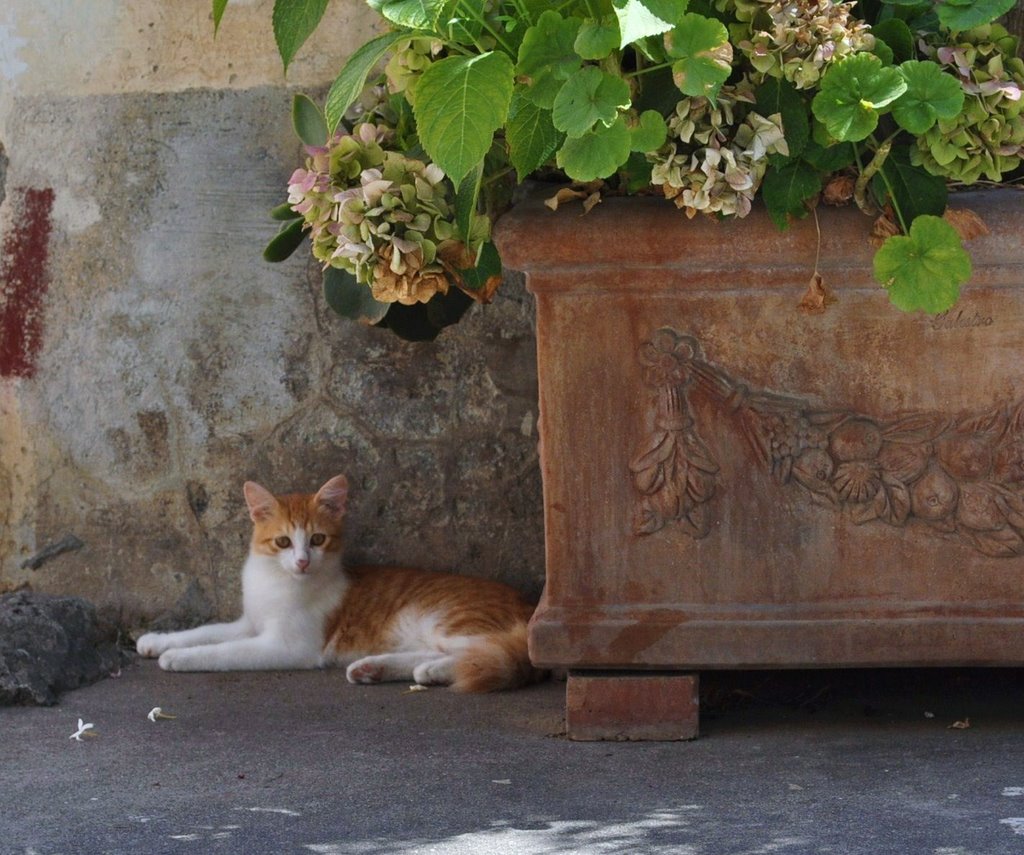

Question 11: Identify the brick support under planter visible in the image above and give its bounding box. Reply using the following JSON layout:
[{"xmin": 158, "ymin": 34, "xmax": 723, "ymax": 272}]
[{"xmin": 566, "ymin": 672, "xmax": 699, "ymax": 741}]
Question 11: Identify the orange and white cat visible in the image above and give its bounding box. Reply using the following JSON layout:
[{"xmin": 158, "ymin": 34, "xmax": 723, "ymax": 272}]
[{"xmin": 136, "ymin": 475, "xmax": 542, "ymax": 692}]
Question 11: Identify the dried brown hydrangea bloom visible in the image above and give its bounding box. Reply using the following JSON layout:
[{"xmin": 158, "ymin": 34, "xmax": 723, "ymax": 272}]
[{"xmin": 371, "ymin": 244, "xmax": 450, "ymax": 305}]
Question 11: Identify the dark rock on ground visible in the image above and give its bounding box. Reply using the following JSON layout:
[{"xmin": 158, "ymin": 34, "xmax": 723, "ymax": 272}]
[{"xmin": 0, "ymin": 591, "xmax": 127, "ymax": 705}]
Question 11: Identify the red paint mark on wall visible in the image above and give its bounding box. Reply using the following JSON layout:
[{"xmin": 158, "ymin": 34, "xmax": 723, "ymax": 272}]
[{"xmin": 0, "ymin": 187, "xmax": 54, "ymax": 379}]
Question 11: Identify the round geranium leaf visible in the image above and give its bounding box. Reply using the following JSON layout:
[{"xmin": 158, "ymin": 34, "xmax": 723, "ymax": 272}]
[
  {"xmin": 515, "ymin": 10, "xmax": 582, "ymax": 109},
  {"xmin": 873, "ymin": 216, "xmax": 972, "ymax": 314},
  {"xmin": 552, "ymin": 66, "xmax": 632, "ymax": 138},
  {"xmin": 556, "ymin": 115, "xmax": 632, "ymax": 181},
  {"xmin": 664, "ymin": 14, "xmax": 732, "ymax": 101},
  {"xmin": 630, "ymin": 109, "xmax": 668, "ymax": 152},
  {"xmin": 870, "ymin": 19, "xmax": 915, "ymax": 63},
  {"xmin": 613, "ymin": 0, "xmax": 684, "ymax": 46},
  {"xmin": 892, "ymin": 61, "xmax": 965, "ymax": 135},
  {"xmin": 936, "ymin": 0, "xmax": 1016, "ymax": 32},
  {"xmin": 575, "ymin": 17, "xmax": 621, "ymax": 60},
  {"xmin": 812, "ymin": 53, "xmax": 908, "ymax": 142}
]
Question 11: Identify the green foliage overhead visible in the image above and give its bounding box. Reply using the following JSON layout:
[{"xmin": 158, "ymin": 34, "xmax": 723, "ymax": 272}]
[{"xmin": 244, "ymin": 0, "xmax": 1022, "ymax": 338}]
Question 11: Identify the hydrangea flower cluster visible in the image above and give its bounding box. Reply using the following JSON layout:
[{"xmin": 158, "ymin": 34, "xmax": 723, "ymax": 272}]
[
  {"xmin": 384, "ymin": 38, "xmax": 442, "ymax": 107},
  {"xmin": 735, "ymin": 0, "xmax": 875, "ymax": 89},
  {"xmin": 915, "ymin": 25, "xmax": 1024, "ymax": 183},
  {"xmin": 649, "ymin": 82, "xmax": 789, "ymax": 219},
  {"xmin": 287, "ymin": 123, "xmax": 475, "ymax": 306}
]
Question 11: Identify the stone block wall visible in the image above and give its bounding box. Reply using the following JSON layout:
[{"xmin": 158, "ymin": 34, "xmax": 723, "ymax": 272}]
[{"xmin": 0, "ymin": 1, "xmax": 544, "ymax": 626}]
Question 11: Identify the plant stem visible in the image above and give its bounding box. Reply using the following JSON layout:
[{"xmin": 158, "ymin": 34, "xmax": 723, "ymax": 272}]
[
  {"xmin": 483, "ymin": 165, "xmax": 515, "ymax": 186},
  {"xmin": 625, "ymin": 61, "xmax": 673, "ymax": 78},
  {"xmin": 858, "ymin": 136, "xmax": 907, "ymax": 233},
  {"xmin": 508, "ymin": 0, "xmax": 533, "ymax": 27},
  {"xmin": 456, "ymin": 0, "xmax": 516, "ymax": 55}
]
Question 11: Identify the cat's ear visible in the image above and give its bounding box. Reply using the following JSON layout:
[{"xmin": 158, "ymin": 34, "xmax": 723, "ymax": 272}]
[
  {"xmin": 315, "ymin": 474, "xmax": 349, "ymax": 520},
  {"xmin": 243, "ymin": 481, "xmax": 278, "ymax": 523}
]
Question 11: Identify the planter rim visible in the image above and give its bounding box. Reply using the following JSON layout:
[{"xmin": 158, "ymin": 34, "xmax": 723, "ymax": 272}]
[{"xmin": 494, "ymin": 187, "xmax": 1024, "ymax": 282}]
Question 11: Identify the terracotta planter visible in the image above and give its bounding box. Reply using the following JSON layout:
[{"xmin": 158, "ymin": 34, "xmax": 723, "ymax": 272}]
[{"xmin": 495, "ymin": 188, "xmax": 1024, "ymax": 740}]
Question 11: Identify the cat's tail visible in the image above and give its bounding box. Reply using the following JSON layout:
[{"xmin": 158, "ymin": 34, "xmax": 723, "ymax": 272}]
[{"xmin": 450, "ymin": 624, "xmax": 547, "ymax": 693}]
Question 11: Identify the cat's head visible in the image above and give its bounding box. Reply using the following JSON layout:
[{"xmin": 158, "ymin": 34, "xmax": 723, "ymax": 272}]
[{"xmin": 242, "ymin": 475, "xmax": 349, "ymax": 578}]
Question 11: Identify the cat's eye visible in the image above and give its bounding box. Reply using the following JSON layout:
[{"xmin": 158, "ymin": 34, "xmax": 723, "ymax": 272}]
[
  {"xmin": 274, "ymin": 536, "xmax": 292, "ymax": 549},
  {"xmin": 310, "ymin": 533, "xmax": 326, "ymax": 547}
]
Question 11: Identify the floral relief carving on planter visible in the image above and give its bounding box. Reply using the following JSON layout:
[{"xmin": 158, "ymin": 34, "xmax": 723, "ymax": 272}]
[{"xmin": 633, "ymin": 327, "xmax": 1024, "ymax": 558}]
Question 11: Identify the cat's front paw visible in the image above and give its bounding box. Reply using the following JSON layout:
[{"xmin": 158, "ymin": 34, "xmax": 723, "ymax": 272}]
[
  {"xmin": 346, "ymin": 658, "xmax": 383, "ymax": 684},
  {"xmin": 158, "ymin": 648, "xmax": 198, "ymax": 672},
  {"xmin": 136, "ymin": 632, "xmax": 171, "ymax": 658}
]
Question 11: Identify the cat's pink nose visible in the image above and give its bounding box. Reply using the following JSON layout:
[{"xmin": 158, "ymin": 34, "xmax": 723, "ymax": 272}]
[{"xmin": 295, "ymin": 557, "xmax": 310, "ymax": 571}]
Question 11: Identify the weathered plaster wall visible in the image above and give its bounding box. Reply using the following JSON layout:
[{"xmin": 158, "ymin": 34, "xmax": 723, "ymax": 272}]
[{"xmin": 0, "ymin": 1, "xmax": 543, "ymax": 626}]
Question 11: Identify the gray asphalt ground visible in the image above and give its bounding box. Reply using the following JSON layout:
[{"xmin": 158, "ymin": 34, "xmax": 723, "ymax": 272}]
[{"xmin": 4, "ymin": 662, "xmax": 1024, "ymax": 855}]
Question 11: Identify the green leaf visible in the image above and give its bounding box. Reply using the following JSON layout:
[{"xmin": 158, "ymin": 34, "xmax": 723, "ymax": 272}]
[
  {"xmin": 263, "ymin": 218, "xmax": 307, "ymax": 262},
  {"xmin": 515, "ymin": 10, "xmax": 582, "ymax": 109},
  {"xmin": 324, "ymin": 31, "xmax": 412, "ymax": 133},
  {"xmin": 891, "ymin": 61, "xmax": 964, "ymax": 135},
  {"xmin": 373, "ymin": 0, "xmax": 456, "ymax": 30},
  {"xmin": 456, "ymin": 241, "xmax": 502, "ymax": 292},
  {"xmin": 811, "ymin": 53, "xmax": 907, "ymax": 142},
  {"xmin": 936, "ymin": 0, "xmax": 1016, "ymax": 30},
  {"xmin": 802, "ymin": 140, "xmax": 856, "ymax": 172},
  {"xmin": 213, "ymin": 0, "xmax": 229, "ymax": 34},
  {"xmin": 552, "ymin": 66, "xmax": 632, "ymax": 138},
  {"xmin": 620, "ymin": 150, "xmax": 655, "ymax": 191},
  {"xmin": 871, "ymin": 38, "xmax": 895, "ymax": 67},
  {"xmin": 871, "ymin": 145, "xmax": 947, "ymax": 221},
  {"xmin": 556, "ymin": 115, "xmax": 633, "ymax": 180},
  {"xmin": 664, "ymin": 14, "xmax": 732, "ymax": 101},
  {"xmin": 413, "ymin": 52, "xmax": 515, "ymax": 185},
  {"xmin": 761, "ymin": 162, "xmax": 822, "ymax": 229},
  {"xmin": 870, "ymin": 19, "xmax": 914, "ymax": 63},
  {"xmin": 455, "ymin": 161, "xmax": 483, "ymax": 243},
  {"xmin": 272, "ymin": 0, "xmax": 330, "ymax": 73},
  {"xmin": 755, "ymin": 78, "xmax": 809, "ymax": 159},
  {"xmin": 874, "ymin": 216, "xmax": 971, "ymax": 313},
  {"xmin": 613, "ymin": 0, "xmax": 688, "ymax": 46},
  {"xmin": 270, "ymin": 202, "xmax": 302, "ymax": 221},
  {"xmin": 630, "ymin": 109, "xmax": 668, "ymax": 151},
  {"xmin": 323, "ymin": 267, "xmax": 390, "ymax": 325},
  {"xmin": 506, "ymin": 91, "xmax": 565, "ymax": 180},
  {"xmin": 291, "ymin": 93, "xmax": 328, "ymax": 146},
  {"xmin": 575, "ymin": 17, "xmax": 621, "ymax": 60}
]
